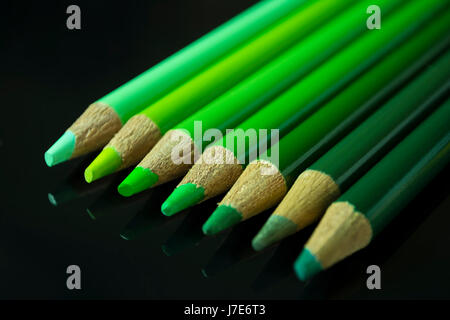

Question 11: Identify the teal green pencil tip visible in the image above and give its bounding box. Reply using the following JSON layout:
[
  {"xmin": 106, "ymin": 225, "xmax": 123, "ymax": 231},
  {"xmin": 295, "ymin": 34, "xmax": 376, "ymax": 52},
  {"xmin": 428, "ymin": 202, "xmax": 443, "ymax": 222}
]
[
  {"xmin": 119, "ymin": 233, "xmax": 130, "ymax": 241},
  {"xmin": 44, "ymin": 131, "xmax": 76, "ymax": 167},
  {"xmin": 85, "ymin": 147, "xmax": 122, "ymax": 183},
  {"xmin": 201, "ymin": 269, "xmax": 208, "ymax": 278},
  {"xmin": 48, "ymin": 193, "xmax": 58, "ymax": 207},
  {"xmin": 161, "ymin": 183, "xmax": 205, "ymax": 216},
  {"xmin": 161, "ymin": 244, "xmax": 172, "ymax": 257},
  {"xmin": 118, "ymin": 167, "xmax": 159, "ymax": 197},
  {"xmin": 86, "ymin": 208, "xmax": 96, "ymax": 221},
  {"xmin": 202, "ymin": 205, "xmax": 242, "ymax": 235},
  {"xmin": 252, "ymin": 215, "xmax": 297, "ymax": 251},
  {"xmin": 294, "ymin": 248, "xmax": 323, "ymax": 282}
]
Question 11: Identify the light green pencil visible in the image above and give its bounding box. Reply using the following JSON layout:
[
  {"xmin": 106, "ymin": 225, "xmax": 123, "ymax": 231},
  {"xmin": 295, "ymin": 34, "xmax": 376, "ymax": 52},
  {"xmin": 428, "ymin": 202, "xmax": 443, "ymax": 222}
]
[
  {"xmin": 161, "ymin": 0, "xmax": 443, "ymax": 216},
  {"xmin": 117, "ymin": 0, "xmax": 402, "ymax": 197},
  {"xmin": 44, "ymin": 0, "xmax": 308, "ymax": 167},
  {"xmin": 84, "ymin": 0, "xmax": 350, "ymax": 183}
]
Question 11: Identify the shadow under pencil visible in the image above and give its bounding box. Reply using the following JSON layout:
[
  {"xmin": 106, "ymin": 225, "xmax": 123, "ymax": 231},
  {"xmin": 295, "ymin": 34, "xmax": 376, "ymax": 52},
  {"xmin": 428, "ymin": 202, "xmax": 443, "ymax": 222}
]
[
  {"xmin": 161, "ymin": 196, "xmax": 220, "ymax": 257},
  {"xmin": 201, "ymin": 209, "xmax": 272, "ymax": 278},
  {"xmin": 84, "ymin": 169, "xmax": 151, "ymax": 221},
  {"xmin": 252, "ymin": 224, "xmax": 316, "ymax": 292},
  {"xmin": 47, "ymin": 155, "xmax": 114, "ymax": 206},
  {"xmin": 119, "ymin": 180, "xmax": 182, "ymax": 240}
]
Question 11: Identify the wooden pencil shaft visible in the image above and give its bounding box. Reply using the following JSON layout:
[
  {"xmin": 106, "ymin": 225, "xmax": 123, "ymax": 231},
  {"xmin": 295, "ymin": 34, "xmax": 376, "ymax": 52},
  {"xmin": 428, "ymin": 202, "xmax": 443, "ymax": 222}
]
[
  {"xmin": 313, "ymin": 52, "xmax": 450, "ymax": 191},
  {"xmin": 97, "ymin": 0, "xmax": 309, "ymax": 122},
  {"xmin": 174, "ymin": 0, "xmax": 402, "ymax": 151},
  {"xmin": 214, "ymin": 0, "xmax": 446, "ymax": 165},
  {"xmin": 261, "ymin": 13, "xmax": 450, "ymax": 183},
  {"xmin": 138, "ymin": 0, "xmax": 351, "ymax": 134},
  {"xmin": 340, "ymin": 100, "xmax": 450, "ymax": 235}
]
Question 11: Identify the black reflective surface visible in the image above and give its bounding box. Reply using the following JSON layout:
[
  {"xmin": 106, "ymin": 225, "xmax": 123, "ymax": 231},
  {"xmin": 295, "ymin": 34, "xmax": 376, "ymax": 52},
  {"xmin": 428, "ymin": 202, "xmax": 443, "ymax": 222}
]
[{"xmin": 1, "ymin": 0, "xmax": 450, "ymax": 299}]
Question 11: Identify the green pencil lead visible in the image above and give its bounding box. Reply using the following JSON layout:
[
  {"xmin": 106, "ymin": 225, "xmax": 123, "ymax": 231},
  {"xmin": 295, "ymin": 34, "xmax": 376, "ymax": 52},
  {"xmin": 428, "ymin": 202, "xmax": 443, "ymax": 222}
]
[
  {"xmin": 119, "ymin": 234, "xmax": 130, "ymax": 241},
  {"xmin": 118, "ymin": 167, "xmax": 159, "ymax": 197},
  {"xmin": 44, "ymin": 131, "xmax": 76, "ymax": 167},
  {"xmin": 86, "ymin": 208, "xmax": 96, "ymax": 221},
  {"xmin": 202, "ymin": 205, "xmax": 242, "ymax": 235},
  {"xmin": 161, "ymin": 183, "xmax": 204, "ymax": 216},
  {"xmin": 294, "ymin": 248, "xmax": 323, "ymax": 281},
  {"xmin": 252, "ymin": 215, "xmax": 297, "ymax": 251},
  {"xmin": 47, "ymin": 193, "xmax": 58, "ymax": 207},
  {"xmin": 84, "ymin": 147, "xmax": 122, "ymax": 183}
]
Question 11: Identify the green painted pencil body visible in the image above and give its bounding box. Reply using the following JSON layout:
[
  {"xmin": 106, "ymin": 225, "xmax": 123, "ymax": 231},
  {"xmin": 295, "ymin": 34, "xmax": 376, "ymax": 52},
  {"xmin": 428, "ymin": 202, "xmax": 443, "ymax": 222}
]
[
  {"xmin": 44, "ymin": 0, "xmax": 308, "ymax": 166},
  {"xmin": 100, "ymin": 0, "xmax": 310, "ymax": 123},
  {"xmin": 118, "ymin": 0, "xmax": 403, "ymax": 196},
  {"xmin": 137, "ymin": 0, "xmax": 351, "ymax": 134},
  {"xmin": 163, "ymin": 0, "xmax": 444, "ymax": 216},
  {"xmin": 216, "ymin": 0, "xmax": 440, "ymax": 163},
  {"xmin": 311, "ymin": 53, "xmax": 450, "ymax": 190},
  {"xmin": 172, "ymin": 0, "xmax": 399, "ymax": 150},
  {"xmin": 207, "ymin": 11, "xmax": 450, "ymax": 237},
  {"xmin": 295, "ymin": 100, "xmax": 450, "ymax": 281},
  {"xmin": 85, "ymin": 0, "xmax": 351, "ymax": 182},
  {"xmin": 252, "ymin": 45, "xmax": 450, "ymax": 250},
  {"xmin": 341, "ymin": 102, "xmax": 450, "ymax": 234}
]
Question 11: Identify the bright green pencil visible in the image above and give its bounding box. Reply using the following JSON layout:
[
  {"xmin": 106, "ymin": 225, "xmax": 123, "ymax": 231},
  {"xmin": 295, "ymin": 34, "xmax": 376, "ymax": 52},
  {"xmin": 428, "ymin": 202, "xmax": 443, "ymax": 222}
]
[
  {"xmin": 117, "ymin": 0, "xmax": 403, "ymax": 197},
  {"xmin": 204, "ymin": 14, "xmax": 450, "ymax": 237},
  {"xmin": 295, "ymin": 99, "xmax": 450, "ymax": 281},
  {"xmin": 161, "ymin": 0, "xmax": 444, "ymax": 216},
  {"xmin": 84, "ymin": 0, "xmax": 349, "ymax": 183},
  {"xmin": 253, "ymin": 48, "xmax": 450, "ymax": 250},
  {"xmin": 44, "ymin": 0, "xmax": 308, "ymax": 167}
]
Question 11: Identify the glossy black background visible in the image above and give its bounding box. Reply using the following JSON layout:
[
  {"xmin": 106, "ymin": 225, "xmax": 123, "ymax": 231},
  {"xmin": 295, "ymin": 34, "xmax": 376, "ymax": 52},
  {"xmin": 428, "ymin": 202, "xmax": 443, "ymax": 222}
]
[{"xmin": 1, "ymin": 0, "xmax": 449, "ymax": 299}]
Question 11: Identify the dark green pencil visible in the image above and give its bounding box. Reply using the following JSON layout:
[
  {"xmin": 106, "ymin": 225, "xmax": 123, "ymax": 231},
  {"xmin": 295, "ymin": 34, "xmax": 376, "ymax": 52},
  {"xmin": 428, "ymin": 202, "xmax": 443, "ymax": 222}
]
[
  {"xmin": 253, "ymin": 48, "xmax": 450, "ymax": 250},
  {"xmin": 295, "ymin": 99, "xmax": 450, "ymax": 281}
]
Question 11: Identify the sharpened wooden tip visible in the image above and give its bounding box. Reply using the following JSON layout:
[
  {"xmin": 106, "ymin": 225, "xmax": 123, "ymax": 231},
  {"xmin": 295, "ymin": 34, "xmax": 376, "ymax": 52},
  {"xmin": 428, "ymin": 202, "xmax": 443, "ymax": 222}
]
[
  {"xmin": 106, "ymin": 114, "xmax": 161, "ymax": 169},
  {"xmin": 219, "ymin": 160, "xmax": 287, "ymax": 220},
  {"xmin": 137, "ymin": 129, "xmax": 199, "ymax": 186},
  {"xmin": 276, "ymin": 169, "xmax": 340, "ymax": 230},
  {"xmin": 305, "ymin": 201, "xmax": 372, "ymax": 270},
  {"xmin": 179, "ymin": 146, "xmax": 243, "ymax": 200},
  {"xmin": 69, "ymin": 102, "xmax": 122, "ymax": 158},
  {"xmin": 252, "ymin": 170, "xmax": 340, "ymax": 250}
]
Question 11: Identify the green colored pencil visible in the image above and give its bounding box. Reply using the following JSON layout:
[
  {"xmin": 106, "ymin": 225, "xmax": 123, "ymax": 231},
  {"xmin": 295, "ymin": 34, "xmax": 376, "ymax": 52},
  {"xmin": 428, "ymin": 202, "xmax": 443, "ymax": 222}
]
[
  {"xmin": 295, "ymin": 100, "xmax": 450, "ymax": 281},
  {"xmin": 84, "ymin": 0, "xmax": 349, "ymax": 183},
  {"xmin": 204, "ymin": 14, "xmax": 450, "ymax": 237},
  {"xmin": 161, "ymin": 0, "xmax": 444, "ymax": 217},
  {"xmin": 253, "ymin": 48, "xmax": 450, "ymax": 250},
  {"xmin": 117, "ymin": 0, "xmax": 403, "ymax": 197},
  {"xmin": 44, "ymin": 0, "xmax": 308, "ymax": 167}
]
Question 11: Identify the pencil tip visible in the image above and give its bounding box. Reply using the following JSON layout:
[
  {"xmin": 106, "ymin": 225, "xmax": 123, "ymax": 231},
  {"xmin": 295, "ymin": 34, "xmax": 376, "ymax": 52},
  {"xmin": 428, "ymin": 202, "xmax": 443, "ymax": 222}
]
[
  {"xmin": 119, "ymin": 234, "xmax": 129, "ymax": 241},
  {"xmin": 48, "ymin": 193, "xmax": 58, "ymax": 207},
  {"xmin": 202, "ymin": 205, "xmax": 242, "ymax": 235},
  {"xmin": 86, "ymin": 208, "xmax": 96, "ymax": 221},
  {"xmin": 118, "ymin": 167, "xmax": 159, "ymax": 197},
  {"xmin": 294, "ymin": 248, "xmax": 322, "ymax": 281},
  {"xmin": 252, "ymin": 215, "xmax": 297, "ymax": 251},
  {"xmin": 161, "ymin": 183, "xmax": 204, "ymax": 216},
  {"xmin": 44, "ymin": 131, "xmax": 76, "ymax": 167},
  {"xmin": 85, "ymin": 147, "xmax": 122, "ymax": 183}
]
